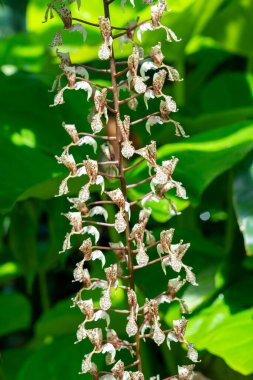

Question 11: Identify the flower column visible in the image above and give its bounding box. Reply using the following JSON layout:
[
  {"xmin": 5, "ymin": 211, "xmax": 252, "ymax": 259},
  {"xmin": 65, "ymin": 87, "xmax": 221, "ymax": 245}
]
[{"xmin": 103, "ymin": 0, "xmax": 143, "ymax": 372}]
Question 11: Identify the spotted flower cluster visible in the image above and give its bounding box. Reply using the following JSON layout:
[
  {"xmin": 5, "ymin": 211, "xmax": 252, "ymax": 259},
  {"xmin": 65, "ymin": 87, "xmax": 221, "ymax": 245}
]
[{"xmin": 46, "ymin": 0, "xmax": 199, "ymax": 379}]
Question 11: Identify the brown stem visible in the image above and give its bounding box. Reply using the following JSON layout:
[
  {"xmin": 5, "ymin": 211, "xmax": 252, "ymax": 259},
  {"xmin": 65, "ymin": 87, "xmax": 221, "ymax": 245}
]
[
  {"xmin": 91, "ymin": 278, "xmax": 106, "ymax": 282},
  {"xmin": 103, "ymin": 0, "xmax": 142, "ymax": 372},
  {"xmin": 132, "ymin": 240, "xmax": 160, "ymax": 253},
  {"xmin": 78, "ymin": 132, "xmax": 116, "ymax": 140},
  {"xmin": 133, "ymin": 253, "xmax": 170, "ymax": 270},
  {"xmin": 114, "ymin": 67, "xmax": 129, "ymax": 78},
  {"xmin": 74, "ymin": 64, "xmax": 111, "ymax": 74},
  {"xmin": 95, "ymin": 307, "xmax": 130, "ymax": 314},
  {"xmin": 130, "ymin": 191, "xmax": 154, "ymax": 206},
  {"xmin": 118, "ymin": 90, "xmax": 149, "ymax": 105},
  {"xmin": 97, "ymin": 171, "xmax": 122, "ymax": 179},
  {"xmin": 130, "ymin": 112, "xmax": 160, "ymax": 126},
  {"xmin": 113, "ymin": 18, "xmax": 152, "ymax": 39},
  {"xmin": 124, "ymin": 360, "xmax": 140, "ymax": 369},
  {"xmin": 72, "ymin": 17, "xmax": 128, "ymax": 31},
  {"xmin": 87, "ymin": 200, "xmax": 114, "ymax": 207},
  {"xmin": 139, "ymin": 328, "xmax": 172, "ymax": 340},
  {"xmin": 98, "ymin": 160, "xmax": 119, "ymax": 165},
  {"xmin": 123, "ymin": 158, "xmax": 145, "ymax": 172},
  {"xmin": 76, "ymin": 76, "xmax": 112, "ymax": 91},
  {"xmin": 126, "ymin": 175, "xmax": 154, "ymax": 189},
  {"xmin": 138, "ymin": 290, "xmax": 167, "ymax": 312},
  {"xmin": 119, "ymin": 285, "xmax": 130, "ymax": 290},
  {"xmin": 106, "ymin": 104, "xmax": 118, "ymax": 114},
  {"xmin": 99, "ymin": 371, "xmax": 112, "ymax": 375},
  {"xmin": 115, "ymin": 55, "xmax": 151, "ymax": 66},
  {"xmin": 92, "ymin": 245, "xmax": 127, "ymax": 251},
  {"xmin": 119, "ymin": 275, "xmax": 131, "ymax": 279},
  {"xmin": 82, "ymin": 220, "xmax": 114, "ymax": 227},
  {"xmin": 105, "ymin": 98, "xmax": 114, "ymax": 103}
]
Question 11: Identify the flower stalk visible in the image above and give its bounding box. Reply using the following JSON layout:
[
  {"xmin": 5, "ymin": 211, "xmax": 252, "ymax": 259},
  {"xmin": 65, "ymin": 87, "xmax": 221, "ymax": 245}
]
[
  {"xmin": 104, "ymin": 0, "xmax": 143, "ymax": 360},
  {"xmin": 46, "ymin": 0, "xmax": 199, "ymax": 378}
]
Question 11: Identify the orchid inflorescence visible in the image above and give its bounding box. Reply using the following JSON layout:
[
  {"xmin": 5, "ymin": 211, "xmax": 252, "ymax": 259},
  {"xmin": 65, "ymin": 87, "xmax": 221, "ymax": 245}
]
[{"xmin": 46, "ymin": 0, "xmax": 199, "ymax": 378}]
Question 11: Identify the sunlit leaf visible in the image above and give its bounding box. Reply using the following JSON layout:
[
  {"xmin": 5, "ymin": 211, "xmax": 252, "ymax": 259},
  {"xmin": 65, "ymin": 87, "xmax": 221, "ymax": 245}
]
[{"xmin": 186, "ymin": 276, "xmax": 253, "ymax": 375}]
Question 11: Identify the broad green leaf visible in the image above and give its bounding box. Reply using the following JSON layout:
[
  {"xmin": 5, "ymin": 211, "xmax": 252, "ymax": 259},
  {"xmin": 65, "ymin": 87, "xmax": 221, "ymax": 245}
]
[
  {"xmin": 186, "ymin": 275, "xmax": 253, "ymax": 375},
  {"xmin": 140, "ymin": 0, "xmax": 225, "ymax": 61},
  {"xmin": 182, "ymin": 107, "xmax": 253, "ymax": 136},
  {"xmin": 0, "ymin": 71, "xmax": 94, "ymax": 212},
  {"xmin": 159, "ymin": 121, "xmax": 253, "ymax": 203},
  {"xmin": 127, "ymin": 187, "xmax": 189, "ymax": 223},
  {"xmin": 1, "ymin": 346, "xmax": 32, "ymax": 380},
  {"xmin": 186, "ymin": 45, "xmax": 230, "ymax": 99},
  {"xmin": 16, "ymin": 335, "xmax": 95, "ymax": 380},
  {"xmin": 0, "ymin": 347, "xmax": 31, "ymax": 380},
  {"xmin": 0, "ymin": 72, "xmax": 62, "ymax": 212},
  {"xmin": 203, "ymin": 0, "xmax": 253, "ymax": 58},
  {"xmin": 0, "ymin": 134, "xmax": 62, "ymax": 212},
  {"xmin": 128, "ymin": 121, "xmax": 253, "ymax": 222},
  {"xmin": 8, "ymin": 199, "xmax": 58, "ymax": 287},
  {"xmin": 183, "ymin": 266, "xmax": 218, "ymax": 311},
  {"xmin": 0, "ymin": 292, "xmax": 31, "ymax": 336},
  {"xmin": 234, "ymin": 152, "xmax": 253, "ymax": 256},
  {"xmin": 200, "ymin": 72, "xmax": 253, "ymax": 113},
  {"xmin": 9, "ymin": 200, "xmax": 40, "ymax": 289},
  {"xmin": 205, "ymin": 308, "xmax": 253, "ymax": 376},
  {"xmin": 198, "ymin": 355, "xmax": 253, "ymax": 380},
  {"xmin": 145, "ymin": 198, "xmax": 188, "ymax": 223},
  {"xmin": 35, "ymin": 298, "xmax": 82, "ymax": 340}
]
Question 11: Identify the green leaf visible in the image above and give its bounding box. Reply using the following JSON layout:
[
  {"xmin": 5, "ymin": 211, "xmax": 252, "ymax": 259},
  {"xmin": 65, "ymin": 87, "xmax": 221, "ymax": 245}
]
[
  {"xmin": 186, "ymin": 45, "xmax": 230, "ymax": 98},
  {"xmin": 9, "ymin": 200, "xmax": 39, "ymax": 290},
  {"xmin": 158, "ymin": 121, "xmax": 253, "ymax": 203},
  {"xmin": 1, "ymin": 346, "xmax": 32, "ymax": 380},
  {"xmin": 203, "ymin": 0, "xmax": 253, "ymax": 58},
  {"xmin": 0, "ymin": 72, "xmax": 63, "ymax": 212},
  {"xmin": 205, "ymin": 308, "xmax": 253, "ymax": 375},
  {"xmin": 141, "ymin": 0, "xmax": 225, "ymax": 61},
  {"xmin": 45, "ymin": 197, "xmax": 69, "ymax": 269},
  {"xmin": 127, "ymin": 187, "xmax": 189, "ymax": 223},
  {"xmin": 186, "ymin": 275, "xmax": 253, "ymax": 375},
  {"xmin": 35, "ymin": 298, "xmax": 82, "ymax": 340},
  {"xmin": 183, "ymin": 266, "xmax": 218, "ymax": 311},
  {"xmin": 182, "ymin": 107, "xmax": 253, "ymax": 136},
  {"xmin": 145, "ymin": 198, "xmax": 188, "ymax": 223},
  {"xmin": 200, "ymin": 72, "xmax": 253, "ymax": 113},
  {"xmin": 16, "ymin": 335, "xmax": 94, "ymax": 380},
  {"xmin": 0, "ymin": 71, "xmax": 93, "ymax": 212},
  {"xmin": 0, "ymin": 292, "xmax": 31, "ymax": 336},
  {"xmin": 234, "ymin": 152, "xmax": 253, "ymax": 256},
  {"xmin": 128, "ymin": 121, "xmax": 253, "ymax": 222}
]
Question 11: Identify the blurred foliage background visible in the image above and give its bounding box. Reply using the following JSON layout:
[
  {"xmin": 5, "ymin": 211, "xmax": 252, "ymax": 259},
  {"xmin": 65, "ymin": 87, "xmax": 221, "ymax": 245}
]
[{"xmin": 0, "ymin": 0, "xmax": 253, "ymax": 379}]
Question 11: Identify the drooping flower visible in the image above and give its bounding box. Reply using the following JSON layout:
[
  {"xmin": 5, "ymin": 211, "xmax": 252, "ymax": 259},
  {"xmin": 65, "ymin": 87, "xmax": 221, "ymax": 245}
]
[
  {"xmin": 151, "ymin": 157, "xmax": 187, "ymax": 200},
  {"xmin": 98, "ymin": 16, "xmax": 113, "ymax": 60},
  {"xmin": 126, "ymin": 289, "xmax": 139, "ymax": 337},
  {"xmin": 131, "ymin": 208, "xmax": 152, "ymax": 266},
  {"xmin": 127, "ymin": 46, "xmax": 147, "ymax": 93},
  {"xmin": 118, "ymin": 115, "xmax": 135, "ymax": 159}
]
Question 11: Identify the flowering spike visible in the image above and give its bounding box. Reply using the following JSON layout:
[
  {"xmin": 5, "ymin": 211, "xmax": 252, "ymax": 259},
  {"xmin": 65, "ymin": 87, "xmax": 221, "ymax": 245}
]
[{"xmin": 49, "ymin": 0, "xmax": 197, "ymax": 378}]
